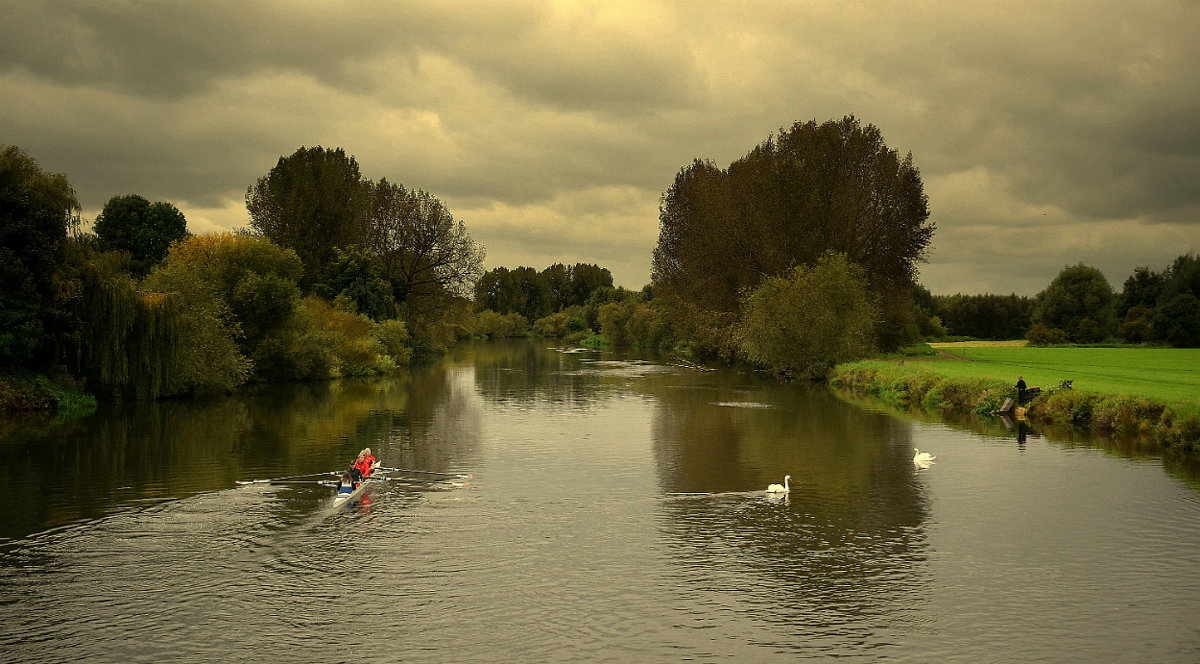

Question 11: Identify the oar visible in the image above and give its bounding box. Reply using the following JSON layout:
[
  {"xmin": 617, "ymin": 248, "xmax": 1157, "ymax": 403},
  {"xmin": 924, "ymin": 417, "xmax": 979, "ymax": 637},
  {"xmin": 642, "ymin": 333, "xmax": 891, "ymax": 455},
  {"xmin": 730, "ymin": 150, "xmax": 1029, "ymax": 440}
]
[
  {"xmin": 377, "ymin": 467, "xmax": 473, "ymax": 479},
  {"xmin": 269, "ymin": 480, "xmax": 338, "ymax": 486},
  {"xmin": 236, "ymin": 471, "xmax": 339, "ymax": 485},
  {"xmin": 384, "ymin": 476, "xmax": 469, "ymax": 487}
]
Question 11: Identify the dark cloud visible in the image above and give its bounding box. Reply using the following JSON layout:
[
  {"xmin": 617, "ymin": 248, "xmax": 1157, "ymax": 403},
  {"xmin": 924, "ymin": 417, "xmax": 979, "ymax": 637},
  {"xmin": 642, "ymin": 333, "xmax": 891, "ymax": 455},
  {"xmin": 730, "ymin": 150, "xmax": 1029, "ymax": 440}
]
[{"xmin": 2, "ymin": 0, "xmax": 1197, "ymax": 293}]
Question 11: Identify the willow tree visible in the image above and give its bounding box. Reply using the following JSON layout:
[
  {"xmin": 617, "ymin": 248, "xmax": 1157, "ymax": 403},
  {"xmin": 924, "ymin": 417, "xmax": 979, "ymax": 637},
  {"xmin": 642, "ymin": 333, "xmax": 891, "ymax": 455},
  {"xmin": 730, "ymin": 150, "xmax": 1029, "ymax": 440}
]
[{"xmin": 63, "ymin": 248, "xmax": 180, "ymax": 399}]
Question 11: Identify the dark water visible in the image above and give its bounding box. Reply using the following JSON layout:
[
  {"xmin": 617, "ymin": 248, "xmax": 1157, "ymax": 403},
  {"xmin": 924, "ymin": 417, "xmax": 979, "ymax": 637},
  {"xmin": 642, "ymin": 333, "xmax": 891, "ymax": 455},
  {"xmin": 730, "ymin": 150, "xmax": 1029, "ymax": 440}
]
[{"xmin": 2, "ymin": 340, "xmax": 1198, "ymax": 663}]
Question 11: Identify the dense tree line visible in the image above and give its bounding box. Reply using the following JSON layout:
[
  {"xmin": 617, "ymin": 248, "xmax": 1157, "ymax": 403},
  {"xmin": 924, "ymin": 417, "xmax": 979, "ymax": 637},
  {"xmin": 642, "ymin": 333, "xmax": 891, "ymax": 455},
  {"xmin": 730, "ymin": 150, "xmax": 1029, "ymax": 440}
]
[
  {"xmin": 1030, "ymin": 255, "xmax": 1200, "ymax": 347},
  {"xmin": 926, "ymin": 257, "xmax": 1200, "ymax": 346},
  {"xmin": 931, "ymin": 293, "xmax": 1033, "ymax": 340},
  {"xmin": 1, "ymin": 143, "xmax": 481, "ymax": 403},
  {"xmin": 474, "ymin": 262, "xmax": 613, "ymax": 323}
]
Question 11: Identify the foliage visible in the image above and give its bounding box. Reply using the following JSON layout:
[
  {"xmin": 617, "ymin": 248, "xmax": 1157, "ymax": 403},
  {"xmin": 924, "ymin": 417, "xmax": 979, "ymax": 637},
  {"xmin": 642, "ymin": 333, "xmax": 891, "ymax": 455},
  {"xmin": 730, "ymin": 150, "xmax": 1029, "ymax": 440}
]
[
  {"xmin": 372, "ymin": 318, "xmax": 413, "ymax": 367},
  {"xmin": 406, "ymin": 295, "xmax": 475, "ymax": 357},
  {"xmin": 567, "ymin": 263, "xmax": 614, "ymax": 308},
  {"xmin": 582, "ymin": 285, "xmax": 633, "ymax": 332},
  {"xmin": 93, "ymin": 194, "xmax": 189, "ymax": 273},
  {"xmin": 653, "ymin": 116, "xmax": 932, "ymax": 324},
  {"xmin": 142, "ymin": 253, "xmax": 250, "ymax": 395},
  {"xmin": 532, "ymin": 309, "xmax": 589, "ymax": 340},
  {"xmin": 363, "ymin": 178, "xmax": 484, "ymax": 322},
  {"xmin": 1030, "ymin": 263, "xmax": 1116, "ymax": 343},
  {"xmin": 933, "ymin": 292, "xmax": 1033, "ymax": 339},
  {"xmin": 301, "ymin": 298, "xmax": 385, "ymax": 377},
  {"xmin": 0, "ymin": 373, "xmax": 96, "ymax": 415},
  {"xmin": 316, "ymin": 245, "xmax": 397, "ymax": 321},
  {"xmin": 1118, "ymin": 266, "xmax": 1164, "ymax": 320},
  {"xmin": 473, "ymin": 309, "xmax": 529, "ymax": 338},
  {"xmin": 475, "ymin": 266, "xmax": 550, "ymax": 322},
  {"xmin": 1025, "ymin": 322, "xmax": 1069, "ymax": 345},
  {"xmin": 579, "ymin": 333, "xmax": 609, "ymax": 348},
  {"xmin": 160, "ymin": 233, "xmax": 303, "ymax": 366},
  {"xmin": 1153, "ymin": 294, "xmax": 1200, "ymax": 347},
  {"xmin": 737, "ymin": 252, "xmax": 879, "ymax": 378},
  {"xmin": 597, "ymin": 300, "xmax": 634, "ymax": 347},
  {"xmin": 0, "ymin": 145, "xmax": 81, "ymax": 370},
  {"xmin": 831, "ymin": 357, "xmax": 1200, "ymax": 452},
  {"xmin": 62, "ymin": 247, "xmax": 180, "ymax": 399},
  {"xmin": 1118, "ymin": 305, "xmax": 1155, "ymax": 344},
  {"xmin": 246, "ymin": 146, "xmax": 367, "ymax": 287},
  {"xmin": 1111, "ymin": 254, "xmax": 1200, "ymax": 347},
  {"xmin": 475, "ymin": 262, "xmax": 614, "ymax": 322},
  {"xmin": 625, "ymin": 301, "xmax": 670, "ymax": 349}
]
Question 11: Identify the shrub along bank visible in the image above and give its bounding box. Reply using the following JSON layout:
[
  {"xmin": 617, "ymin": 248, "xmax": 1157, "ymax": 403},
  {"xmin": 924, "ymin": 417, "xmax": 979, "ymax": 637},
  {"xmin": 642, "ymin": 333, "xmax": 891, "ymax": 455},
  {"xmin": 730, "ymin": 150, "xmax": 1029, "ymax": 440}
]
[{"xmin": 829, "ymin": 359, "xmax": 1200, "ymax": 457}]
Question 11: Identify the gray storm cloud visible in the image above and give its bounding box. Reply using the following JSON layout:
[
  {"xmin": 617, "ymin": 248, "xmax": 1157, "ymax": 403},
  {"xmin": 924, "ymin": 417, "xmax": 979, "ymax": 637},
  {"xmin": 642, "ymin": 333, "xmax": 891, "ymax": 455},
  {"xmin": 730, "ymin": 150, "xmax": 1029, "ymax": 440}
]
[{"xmin": 3, "ymin": 0, "xmax": 1197, "ymax": 294}]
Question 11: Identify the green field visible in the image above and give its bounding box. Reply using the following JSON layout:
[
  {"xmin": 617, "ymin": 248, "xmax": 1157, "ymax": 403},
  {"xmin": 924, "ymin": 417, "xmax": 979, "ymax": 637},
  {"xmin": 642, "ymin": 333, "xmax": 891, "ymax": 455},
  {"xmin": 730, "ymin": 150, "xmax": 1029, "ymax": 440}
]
[{"xmin": 921, "ymin": 346, "xmax": 1200, "ymax": 406}]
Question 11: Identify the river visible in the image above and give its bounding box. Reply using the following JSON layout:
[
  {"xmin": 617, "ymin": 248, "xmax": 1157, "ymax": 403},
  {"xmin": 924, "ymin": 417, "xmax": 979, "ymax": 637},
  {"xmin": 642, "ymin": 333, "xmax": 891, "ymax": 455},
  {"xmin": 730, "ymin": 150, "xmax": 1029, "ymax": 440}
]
[{"xmin": 2, "ymin": 339, "xmax": 1198, "ymax": 663}]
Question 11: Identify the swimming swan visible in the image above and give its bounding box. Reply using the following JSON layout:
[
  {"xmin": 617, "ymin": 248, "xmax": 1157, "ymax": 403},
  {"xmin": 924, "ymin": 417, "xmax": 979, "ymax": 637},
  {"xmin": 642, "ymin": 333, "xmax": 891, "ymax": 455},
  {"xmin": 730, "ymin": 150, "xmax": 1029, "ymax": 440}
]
[
  {"xmin": 766, "ymin": 475, "xmax": 791, "ymax": 493},
  {"xmin": 913, "ymin": 448, "xmax": 936, "ymax": 465}
]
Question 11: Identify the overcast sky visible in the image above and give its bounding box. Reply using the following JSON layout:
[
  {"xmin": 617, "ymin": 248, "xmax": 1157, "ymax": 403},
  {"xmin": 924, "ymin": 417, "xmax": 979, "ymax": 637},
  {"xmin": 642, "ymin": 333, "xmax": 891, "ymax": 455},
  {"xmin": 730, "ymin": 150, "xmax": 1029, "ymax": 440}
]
[{"xmin": 4, "ymin": 0, "xmax": 1197, "ymax": 295}]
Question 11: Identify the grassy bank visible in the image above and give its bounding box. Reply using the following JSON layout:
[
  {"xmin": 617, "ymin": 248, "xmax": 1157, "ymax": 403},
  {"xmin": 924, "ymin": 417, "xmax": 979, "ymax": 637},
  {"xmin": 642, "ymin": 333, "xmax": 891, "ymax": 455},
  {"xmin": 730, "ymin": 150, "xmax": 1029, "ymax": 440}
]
[
  {"xmin": 830, "ymin": 343, "xmax": 1200, "ymax": 456},
  {"xmin": 0, "ymin": 373, "xmax": 97, "ymax": 418}
]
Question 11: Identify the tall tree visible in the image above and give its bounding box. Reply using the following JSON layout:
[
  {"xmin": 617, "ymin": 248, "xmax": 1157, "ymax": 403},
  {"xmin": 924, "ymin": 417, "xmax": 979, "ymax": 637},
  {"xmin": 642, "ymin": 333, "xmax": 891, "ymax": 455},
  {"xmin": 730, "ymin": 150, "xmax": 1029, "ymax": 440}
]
[
  {"xmin": 541, "ymin": 262, "xmax": 570, "ymax": 311},
  {"xmin": 363, "ymin": 178, "xmax": 484, "ymax": 322},
  {"xmin": 1031, "ymin": 263, "xmax": 1116, "ymax": 343},
  {"xmin": 0, "ymin": 145, "xmax": 81, "ymax": 369},
  {"xmin": 93, "ymin": 194, "xmax": 188, "ymax": 273},
  {"xmin": 652, "ymin": 117, "xmax": 933, "ymax": 346},
  {"xmin": 245, "ymin": 146, "xmax": 367, "ymax": 287},
  {"xmin": 568, "ymin": 263, "xmax": 614, "ymax": 307}
]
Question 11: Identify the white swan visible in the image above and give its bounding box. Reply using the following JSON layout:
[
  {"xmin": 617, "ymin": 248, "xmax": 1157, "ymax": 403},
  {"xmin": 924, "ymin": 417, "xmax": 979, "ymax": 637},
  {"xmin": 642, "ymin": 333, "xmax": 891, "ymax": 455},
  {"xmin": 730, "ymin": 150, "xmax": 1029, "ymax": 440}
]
[
  {"xmin": 913, "ymin": 448, "xmax": 935, "ymax": 465},
  {"xmin": 766, "ymin": 475, "xmax": 791, "ymax": 494}
]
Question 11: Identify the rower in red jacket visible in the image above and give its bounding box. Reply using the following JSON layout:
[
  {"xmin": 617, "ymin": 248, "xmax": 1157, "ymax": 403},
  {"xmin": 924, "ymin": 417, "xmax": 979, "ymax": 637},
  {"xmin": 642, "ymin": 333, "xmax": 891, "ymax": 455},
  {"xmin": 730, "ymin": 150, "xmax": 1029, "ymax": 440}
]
[{"xmin": 352, "ymin": 448, "xmax": 378, "ymax": 477}]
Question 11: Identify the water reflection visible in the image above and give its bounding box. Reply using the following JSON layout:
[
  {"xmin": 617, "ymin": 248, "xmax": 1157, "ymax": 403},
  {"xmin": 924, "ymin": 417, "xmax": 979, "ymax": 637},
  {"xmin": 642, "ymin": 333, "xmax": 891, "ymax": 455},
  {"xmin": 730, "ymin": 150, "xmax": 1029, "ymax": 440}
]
[
  {"xmin": 832, "ymin": 385, "xmax": 1200, "ymax": 485},
  {"xmin": 650, "ymin": 378, "xmax": 932, "ymax": 655},
  {"xmin": 3, "ymin": 339, "xmax": 1200, "ymax": 662},
  {"xmin": 0, "ymin": 363, "xmax": 483, "ymax": 544}
]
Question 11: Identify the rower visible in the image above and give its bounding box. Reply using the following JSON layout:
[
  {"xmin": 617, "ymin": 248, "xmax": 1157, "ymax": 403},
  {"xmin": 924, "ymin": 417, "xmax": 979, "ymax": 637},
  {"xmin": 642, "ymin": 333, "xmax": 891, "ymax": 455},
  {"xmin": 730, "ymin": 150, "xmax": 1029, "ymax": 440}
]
[
  {"xmin": 337, "ymin": 470, "xmax": 357, "ymax": 495},
  {"xmin": 353, "ymin": 448, "xmax": 378, "ymax": 478}
]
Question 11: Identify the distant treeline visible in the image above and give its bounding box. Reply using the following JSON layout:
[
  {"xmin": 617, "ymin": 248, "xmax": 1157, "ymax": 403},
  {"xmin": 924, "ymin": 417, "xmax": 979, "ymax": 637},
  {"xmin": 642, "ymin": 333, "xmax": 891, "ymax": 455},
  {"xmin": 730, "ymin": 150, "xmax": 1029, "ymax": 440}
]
[
  {"xmin": 1, "ymin": 144, "xmax": 482, "ymax": 405},
  {"xmin": 919, "ymin": 256, "xmax": 1200, "ymax": 347}
]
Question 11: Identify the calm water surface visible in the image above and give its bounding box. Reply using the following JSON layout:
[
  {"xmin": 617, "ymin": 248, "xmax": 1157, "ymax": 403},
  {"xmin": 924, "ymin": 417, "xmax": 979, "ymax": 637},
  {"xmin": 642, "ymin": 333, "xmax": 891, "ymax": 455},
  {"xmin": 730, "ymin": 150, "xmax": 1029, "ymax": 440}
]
[{"xmin": 2, "ymin": 339, "xmax": 1198, "ymax": 663}]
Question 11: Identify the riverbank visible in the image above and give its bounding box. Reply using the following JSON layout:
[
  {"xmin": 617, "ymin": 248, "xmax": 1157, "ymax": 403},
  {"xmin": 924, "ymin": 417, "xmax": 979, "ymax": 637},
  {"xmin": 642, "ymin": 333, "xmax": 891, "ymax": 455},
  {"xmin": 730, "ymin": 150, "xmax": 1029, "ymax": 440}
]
[
  {"xmin": 829, "ymin": 344, "xmax": 1200, "ymax": 457},
  {"xmin": 0, "ymin": 373, "xmax": 97, "ymax": 417}
]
